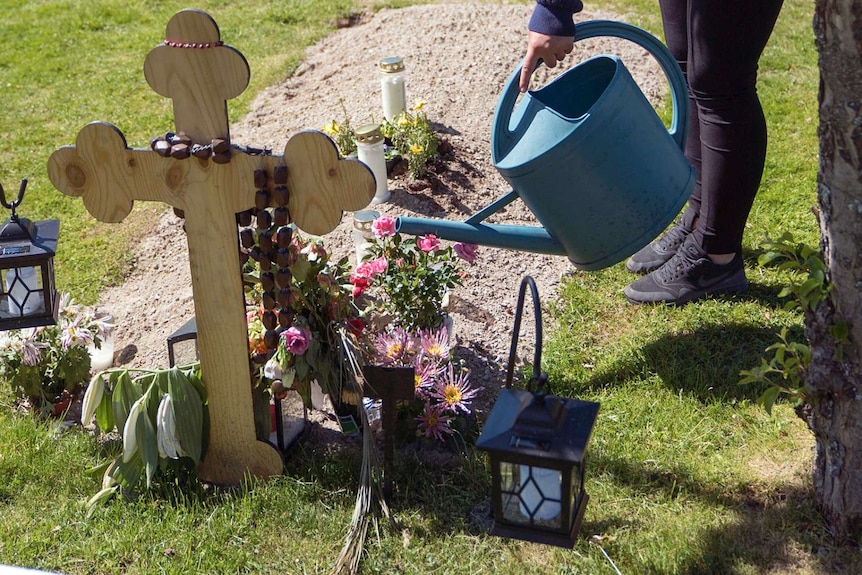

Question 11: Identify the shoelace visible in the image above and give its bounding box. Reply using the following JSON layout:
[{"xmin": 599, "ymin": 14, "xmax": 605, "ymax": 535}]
[
  {"xmin": 654, "ymin": 223, "xmax": 690, "ymax": 252},
  {"xmin": 656, "ymin": 241, "xmax": 706, "ymax": 282}
]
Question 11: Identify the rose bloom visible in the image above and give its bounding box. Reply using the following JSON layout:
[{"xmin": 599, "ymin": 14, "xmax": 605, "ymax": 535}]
[
  {"xmin": 347, "ymin": 318, "xmax": 365, "ymax": 336},
  {"xmin": 417, "ymin": 234, "xmax": 440, "ymax": 252},
  {"xmin": 349, "ymin": 273, "xmax": 371, "ymax": 298},
  {"xmin": 369, "ymin": 256, "xmax": 388, "ymax": 275},
  {"xmin": 453, "ymin": 242, "xmax": 478, "ymax": 263},
  {"xmin": 371, "ymin": 216, "xmax": 396, "ymax": 238},
  {"xmin": 281, "ymin": 326, "xmax": 311, "ymax": 355}
]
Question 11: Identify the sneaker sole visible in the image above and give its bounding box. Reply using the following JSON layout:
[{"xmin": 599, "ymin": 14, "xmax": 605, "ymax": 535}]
[{"xmin": 624, "ymin": 276, "xmax": 749, "ymax": 306}]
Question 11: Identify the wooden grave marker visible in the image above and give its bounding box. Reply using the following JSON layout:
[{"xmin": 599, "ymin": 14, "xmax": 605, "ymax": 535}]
[{"xmin": 48, "ymin": 9, "xmax": 375, "ymax": 484}]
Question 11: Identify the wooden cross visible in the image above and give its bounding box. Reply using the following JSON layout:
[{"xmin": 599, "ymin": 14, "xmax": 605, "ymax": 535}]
[{"xmin": 47, "ymin": 9, "xmax": 375, "ymax": 485}]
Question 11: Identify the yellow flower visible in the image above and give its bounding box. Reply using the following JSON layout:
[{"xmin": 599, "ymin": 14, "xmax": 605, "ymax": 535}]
[
  {"xmin": 412, "ymin": 99, "xmax": 426, "ymax": 111},
  {"xmin": 397, "ymin": 115, "xmax": 411, "ymax": 127},
  {"xmin": 410, "ymin": 144, "xmax": 424, "ymax": 155},
  {"xmin": 323, "ymin": 121, "xmax": 339, "ymax": 136}
]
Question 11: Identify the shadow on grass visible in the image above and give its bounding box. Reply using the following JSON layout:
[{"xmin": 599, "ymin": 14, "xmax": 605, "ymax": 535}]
[
  {"xmin": 555, "ymin": 320, "xmax": 805, "ymax": 404},
  {"xmin": 586, "ymin": 451, "xmax": 849, "ymax": 574}
]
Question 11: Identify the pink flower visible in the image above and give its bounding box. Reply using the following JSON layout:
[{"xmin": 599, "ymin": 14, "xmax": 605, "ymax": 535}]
[
  {"xmin": 420, "ymin": 327, "xmax": 450, "ymax": 363},
  {"xmin": 281, "ymin": 326, "xmax": 311, "ymax": 355},
  {"xmin": 417, "ymin": 234, "xmax": 440, "ymax": 252},
  {"xmin": 371, "ymin": 216, "xmax": 396, "ymax": 238},
  {"xmin": 415, "ymin": 402, "xmax": 453, "ymax": 441},
  {"xmin": 369, "ymin": 256, "xmax": 388, "ymax": 275},
  {"xmin": 453, "ymin": 242, "xmax": 478, "ymax": 263},
  {"xmin": 432, "ymin": 363, "xmax": 478, "ymax": 415}
]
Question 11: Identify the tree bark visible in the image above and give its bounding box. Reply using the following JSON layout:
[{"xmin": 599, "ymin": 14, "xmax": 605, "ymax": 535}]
[{"xmin": 807, "ymin": 0, "xmax": 862, "ymax": 541}]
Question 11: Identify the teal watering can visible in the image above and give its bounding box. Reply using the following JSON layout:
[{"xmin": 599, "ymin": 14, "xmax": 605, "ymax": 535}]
[{"xmin": 396, "ymin": 21, "xmax": 696, "ymax": 270}]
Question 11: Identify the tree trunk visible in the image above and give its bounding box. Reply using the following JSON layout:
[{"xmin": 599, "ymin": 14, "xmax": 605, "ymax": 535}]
[{"xmin": 806, "ymin": 0, "xmax": 862, "ymax": 541}]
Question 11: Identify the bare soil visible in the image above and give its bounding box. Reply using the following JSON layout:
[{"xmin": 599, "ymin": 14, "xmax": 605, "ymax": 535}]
[{"xmin": 96, "ymin": 3, "xmax": 665, "ymax": 421}]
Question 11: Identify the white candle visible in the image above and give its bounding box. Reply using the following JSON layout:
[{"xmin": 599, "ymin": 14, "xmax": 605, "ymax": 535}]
[
  {"xmin": 379, "ymin": 57, "xmax": 406, "ymax": 123},
  {"xmin": 355, "ymin": 124, "xmax": 389, "ymax": 205},
  {"xmin": 6, "ymin": 267, "xmax": 42, "ymax": 316},
  {"xmin": 88, "ymin": 321, "xmax": 115, "ymax": 372},
  {"xmin": 519, "ymin": 465, "xmax": 562, "ymax": 520},
  {"xmin": 352, "ymin": 210, "xmax": 380, "ymax": 266}
]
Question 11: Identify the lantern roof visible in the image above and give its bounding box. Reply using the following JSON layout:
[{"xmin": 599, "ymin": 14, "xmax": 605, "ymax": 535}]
[
  {"xmin": 0, "ymin": 217, "xmax": 59, "ymax": 264},
  {"xmin": 476, "ymin": 388, "xmax": 599, "ymax": 464}
]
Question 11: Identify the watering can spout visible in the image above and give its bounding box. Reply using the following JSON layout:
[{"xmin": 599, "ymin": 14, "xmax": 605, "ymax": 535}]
[{"xmin": 395, "ymin": 216, "xmax": 567, "ymax": 258}]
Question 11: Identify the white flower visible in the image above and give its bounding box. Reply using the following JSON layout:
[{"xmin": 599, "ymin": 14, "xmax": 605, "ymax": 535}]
[
  {"xmin": 123, "ymin": 396, "xmax": 146, "ymax": 463},
  {"xmin": 156, "ymin": 394, "xmax": 185, "ymax": 460},
  {"xmin": 80, "ymin": 373, "xmax": 104, "ymax": 426}
]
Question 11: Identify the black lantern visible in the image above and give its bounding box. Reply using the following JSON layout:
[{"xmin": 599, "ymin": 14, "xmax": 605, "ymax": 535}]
[
  {"xmin": 166, "ymin": 315, "xmax": 306, "ymax": 453},
  {"xmin": 167, "ymin": 316, "xmax": 199, "ymax": 367},
  {"xmin": 0, "ymin": 179, "xmax": 59, "ymax": 331},
  {"xmin": 476, "ymin": 276, "xmax": 599, "ymax": 548}
]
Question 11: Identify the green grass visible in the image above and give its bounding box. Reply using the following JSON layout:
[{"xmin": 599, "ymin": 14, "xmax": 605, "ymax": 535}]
[{"xmin": 2, "ymin": 0, "xmax": 858, "ymax": 573}]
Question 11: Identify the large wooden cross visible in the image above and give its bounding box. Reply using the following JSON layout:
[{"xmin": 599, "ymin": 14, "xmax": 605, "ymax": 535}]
[{"xmin": 47, "ymin": 9, "xmax": 374, "ymax": 485}]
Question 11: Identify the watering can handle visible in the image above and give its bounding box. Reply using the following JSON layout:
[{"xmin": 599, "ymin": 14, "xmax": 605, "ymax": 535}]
[{"xmin": 494, "ymin": 20, "xmax": 689, "ymax": 152}]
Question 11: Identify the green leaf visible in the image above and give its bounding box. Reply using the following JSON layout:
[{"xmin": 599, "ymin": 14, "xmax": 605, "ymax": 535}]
[
  {"xmin": 758, "ymin": 386, "xmax": 782, "ymax": 415},
  {"xmin": 166, "ymin": 367, "xmax": 204, "ymax": 464},
  {"xmin": 135, "ymin": 402, "xmax": 159, "ymax": 488},
  {"xmin": 85, "ymin": 486, "xmax": 119, "ymax": 518},
  {"xmin": 95, "ymin": 390, "xmax": 114, "ymax": 433},
  {"xmin": 111, "ymin": 370, "xmax": 139, "ymax": 432}
]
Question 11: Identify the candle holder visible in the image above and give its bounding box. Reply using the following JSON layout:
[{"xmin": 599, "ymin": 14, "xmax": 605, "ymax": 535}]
[
  {"xmin": 0, "ymin": 179, "xmax": 60, "ymax": 332},
  {"xmin": 352, "ymin": 209, "xmax": 380, "ymax": 265},
  {"xmin": 379, "ymin": 56, "xmax": 406, "ymax": 123},
  {"xmin": 476, "ymin": 276, "xmax": 599, "ymax": 547},
  {"xmin": 355, "ymin": 124, "xmax": 389, "ymax": 205}
]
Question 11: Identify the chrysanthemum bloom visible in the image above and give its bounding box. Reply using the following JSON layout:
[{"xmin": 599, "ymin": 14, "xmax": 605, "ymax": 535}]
[
  {"xmin": 20, "ymin": 338, "xmax": 47, "ymax": 366},
  {"xmin": 420, "ymin": 327, "xmax": 450, "ymax": 362},
  {"xmin": 412, "ymin": 99, "xmax": 426, "ymax": 112},
  {"xmin": 417, "ymin": 234, "xmax": 440, "ymax": 252},
  {"xmin": 453, "ymin": 242, "xmax": 478, "ymax": 263},
  {"xmin": 433, "ymin": 363, "xmax": 478, "ymax": 414},
  {"xmin": 409, "ymin": 144, "xmax": 424, "ymax": 155},
  {"xmin": 415, "ymin": 402, "xmax": 453, "ymax": 441},
  {"xmin": 282, "ymin": 326, "xmax": 311, "ymax": 355},
  {"xmin": 374, "ymin": 329, "xmax": 408, "ymax": 364},
  {"xmin": 413, "ymin": 356, "xmax": 441, "ymax": 398},
  {"xmin": 323, "ymin": 121, "xmax": 340, "ymax": 136},
  {"xmin": 371, "ymin": 216, "xmax": 396, "ymax": 238},
  {"xmin": 60, "ymin": 325, "xmax": 94, "ymax": 350}
]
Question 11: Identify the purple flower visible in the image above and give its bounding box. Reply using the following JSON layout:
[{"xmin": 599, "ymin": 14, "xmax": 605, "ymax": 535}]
[
  {"xmin": 419, "ymin": 327, "xmax": 450, "ymax": 363},
  {"xmin": 415, "ymin": 402, "xmax": 453, "ymax": 441},
  {"xmin": 453, "ymin": 242, "xmax": 478, "ymax": 263},
  {"xmin": 60, "ymin": 326, "xmax": 94, "ymax": 350},
  {"xmin": 281, "ymin": 326, "xmax": 310, "ymax": 355},
  {"xmin": 373, "ymin": 328, "xmax": 409, "ymax": 365},
  {"xmin": 432, "ymin": 363, "xmax": 478, "ymax": 415}
]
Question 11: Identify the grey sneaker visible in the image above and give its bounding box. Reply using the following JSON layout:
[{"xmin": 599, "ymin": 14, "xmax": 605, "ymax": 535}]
[
  {"xmin": 623, "ymin": 235, "xmax": 748, "ymax": 305},
  {"xmin": 626, "ymin": 219, "xmax": 692, "ymax": 274}
]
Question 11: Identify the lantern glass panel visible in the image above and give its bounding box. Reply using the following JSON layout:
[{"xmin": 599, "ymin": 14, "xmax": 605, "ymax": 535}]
[
  {"xmin": 500, "ymin": 461, "xmax": 564, "ymax": 529},
  {"xmin": 1, "ymin": 265, "xmax": 45, "ymax": 319}
]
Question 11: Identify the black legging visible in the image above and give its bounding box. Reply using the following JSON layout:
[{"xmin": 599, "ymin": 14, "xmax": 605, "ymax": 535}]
[{"xmin": 659, "ymin": 0, "xmax": 784, "ymax": 255}]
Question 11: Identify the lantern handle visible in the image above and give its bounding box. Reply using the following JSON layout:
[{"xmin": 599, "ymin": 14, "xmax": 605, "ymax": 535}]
[
  {"xmin": 0, "ymin": 179, "xmax": 28, "ymax": 220},
  {"xmin": 504, "ymin": 275, "xmax": 547, "ymax": 393}
]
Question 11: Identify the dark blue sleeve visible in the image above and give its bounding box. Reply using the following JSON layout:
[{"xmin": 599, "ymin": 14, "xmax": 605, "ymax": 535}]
[{"xmin": 529, "ymin": 0, "xmax": 583, "ymax": 37}]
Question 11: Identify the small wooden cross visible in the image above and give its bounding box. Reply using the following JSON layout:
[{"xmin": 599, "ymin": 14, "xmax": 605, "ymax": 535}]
[
  {"xmin": 47, "ymin": 9, "xmax": 374, "ymax": 485},
  {"xmin": 362, "ymin": 365, "xmax": 415, "ymax": 499}
]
